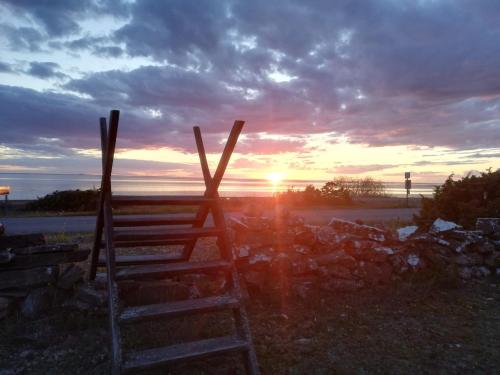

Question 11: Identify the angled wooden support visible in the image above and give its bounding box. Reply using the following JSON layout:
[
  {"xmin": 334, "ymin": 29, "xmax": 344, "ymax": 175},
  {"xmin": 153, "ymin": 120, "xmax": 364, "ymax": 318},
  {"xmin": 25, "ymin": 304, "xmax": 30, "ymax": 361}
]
[
  {"xmin": 190, "ymin": 124, "xmax": 260, "ymax": 374},
  {"xmin": 181, "ymin": 121, "xmax": 244, "ymax": 259},
  {"xmin": 89, "ymin": 117, "xmax": 110, "ymax": 280}
]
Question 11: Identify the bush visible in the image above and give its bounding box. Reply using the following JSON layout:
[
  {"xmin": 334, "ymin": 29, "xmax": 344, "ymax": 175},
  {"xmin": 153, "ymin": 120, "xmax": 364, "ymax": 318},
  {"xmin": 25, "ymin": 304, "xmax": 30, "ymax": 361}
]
[
  {"xmin": 331, "ymin": 177, "xmax": 386, "ymax": 197},
  {"xmin": 414, "ymin": 169, "xmax": 500, "ymax": 229},
  {"xmin": 26, "ymin": 189, "xmax": 100, "ymax": 212}
]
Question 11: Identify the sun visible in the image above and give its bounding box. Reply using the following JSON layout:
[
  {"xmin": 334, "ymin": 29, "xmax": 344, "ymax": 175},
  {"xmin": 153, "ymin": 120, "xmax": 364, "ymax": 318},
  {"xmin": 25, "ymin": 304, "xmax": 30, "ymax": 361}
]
[{"xmin": 267, "ymin": 172, "xmax": 284, "ymax": 185}]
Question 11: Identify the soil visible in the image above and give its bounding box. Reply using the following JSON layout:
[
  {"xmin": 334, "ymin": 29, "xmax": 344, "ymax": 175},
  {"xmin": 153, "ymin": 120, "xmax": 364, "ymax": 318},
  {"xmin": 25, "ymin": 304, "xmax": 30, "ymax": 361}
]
[{"xmin": 1, "ymin": 277, "xmax": 499, "ymax": 374}]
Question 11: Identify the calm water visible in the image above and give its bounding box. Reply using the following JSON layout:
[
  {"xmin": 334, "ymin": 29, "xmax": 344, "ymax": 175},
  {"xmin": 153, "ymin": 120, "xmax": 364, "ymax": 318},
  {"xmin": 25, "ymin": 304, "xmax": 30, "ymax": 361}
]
[{"xmin": 0, "ymin": 173, "xmax": 438, "ymax": 200}]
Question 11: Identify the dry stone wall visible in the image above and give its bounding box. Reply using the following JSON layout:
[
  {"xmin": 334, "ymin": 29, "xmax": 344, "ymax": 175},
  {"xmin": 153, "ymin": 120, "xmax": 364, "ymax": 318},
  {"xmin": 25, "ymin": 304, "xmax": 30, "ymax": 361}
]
[{"xmin": 229, "ymin": 213, "xmax": 500, "ymax": 298}]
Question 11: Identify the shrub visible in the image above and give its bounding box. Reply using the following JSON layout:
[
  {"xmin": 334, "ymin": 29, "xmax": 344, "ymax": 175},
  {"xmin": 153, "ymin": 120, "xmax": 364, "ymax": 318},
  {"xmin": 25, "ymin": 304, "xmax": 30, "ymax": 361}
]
[
  {"xmin": 26, "ymin": 189, "xmax": 100, "ymax": 212},
  {"xmin": 329, "ymin": 176, "xmax": 386, "ymax": 197},
  {"xmin": 414, "ymin": 169, "xmax": 500, "ymax": 229}
]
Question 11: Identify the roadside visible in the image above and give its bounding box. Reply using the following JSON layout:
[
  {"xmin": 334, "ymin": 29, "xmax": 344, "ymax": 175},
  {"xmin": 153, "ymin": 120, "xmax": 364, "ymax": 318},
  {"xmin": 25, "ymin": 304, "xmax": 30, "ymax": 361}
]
[{"xmin": 1, "ymin": 207, "xmax": 419, "ymax": 234}]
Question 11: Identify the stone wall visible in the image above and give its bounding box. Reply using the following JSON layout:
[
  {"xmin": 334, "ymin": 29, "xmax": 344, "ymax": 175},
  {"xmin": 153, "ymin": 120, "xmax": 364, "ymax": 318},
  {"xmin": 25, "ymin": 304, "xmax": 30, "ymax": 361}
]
[
  {"xmin": 229, "ymin": 213, "xmax": 500, "ymax": 298},
  {"xmin": 0, "ymin": 232, "xmax": 97, "ymax": 319}
]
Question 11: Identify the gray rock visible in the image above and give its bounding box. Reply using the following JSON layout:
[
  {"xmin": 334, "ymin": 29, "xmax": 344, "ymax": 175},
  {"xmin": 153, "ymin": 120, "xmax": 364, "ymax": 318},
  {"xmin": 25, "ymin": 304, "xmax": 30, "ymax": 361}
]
[
  {"xmin": 0, "ymin": 296, "xmax": 12, "ymax": 319},
  {"xmin": 314, "ymin": 251, "xmax": 357, "ymax": 269},
  {"xmin": 321, "ymin": 278, "xmax": 364, "ymax": 292},
  {"xmin": 476, "ymin": 218, "xmax": 500, "ymax": 238},
  {"xmin": 429, "ymin": 218, "xmax": 461, "ymax": 234},
  {"xmin": 454, "ymin": 253, "xmax": 484, "ymax": 266},
  {"xmin": 76, "ymin": 285, "xmax": 107, "ymax": 307},
  {"xmin": 57, "ymin": 264, "xmax": 85, "ymax": 290},
  {"xmin": 471, "ymin": 266, "xmax": 491, "ymax": 278},
  {"xmin": 294, "ymin": 229, "xmax": 316, "ymax": 247},
  {"xmin": 0, "ymin": 249, "xmax": 14, "ymax": 264},
  {"xmin": 322, "ymin": 265, "xmax": 352, "ymax": 279},
  {"xmin": 329, "ymin": 218, "xmax": 387, "ymax": 242},
  {"xmin": 21, "ymin": 287, "xmax": 54, "ymax": 318},
  {"xmin": 458, "ymin": 267, "xmax": 472, "ymax": 280},
  {"xmin": 484, "ymin": 251, "xmax": 500, "ymax": 268}
]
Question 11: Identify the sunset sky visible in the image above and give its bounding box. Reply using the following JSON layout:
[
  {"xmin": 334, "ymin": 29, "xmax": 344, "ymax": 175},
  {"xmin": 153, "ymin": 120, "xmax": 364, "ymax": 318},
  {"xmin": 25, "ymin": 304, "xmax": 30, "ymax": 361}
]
[{"xmin": 1, "ymin": 0, "xmax": 500, "ymax": 183}]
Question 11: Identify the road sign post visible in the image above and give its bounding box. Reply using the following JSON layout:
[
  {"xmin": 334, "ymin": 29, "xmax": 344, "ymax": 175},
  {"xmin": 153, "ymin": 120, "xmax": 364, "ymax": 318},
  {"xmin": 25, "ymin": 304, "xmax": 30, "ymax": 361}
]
[{"xmin": 404, "ymin": 172, "xmax": 411, "ymax": 207}]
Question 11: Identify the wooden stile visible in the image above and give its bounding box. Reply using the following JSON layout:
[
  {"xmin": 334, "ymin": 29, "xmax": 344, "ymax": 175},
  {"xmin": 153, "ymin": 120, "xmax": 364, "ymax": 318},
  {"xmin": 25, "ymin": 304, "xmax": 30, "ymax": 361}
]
[{"xmin": 88, "ymin": 112, "xmax": 260, "ymax": 374}]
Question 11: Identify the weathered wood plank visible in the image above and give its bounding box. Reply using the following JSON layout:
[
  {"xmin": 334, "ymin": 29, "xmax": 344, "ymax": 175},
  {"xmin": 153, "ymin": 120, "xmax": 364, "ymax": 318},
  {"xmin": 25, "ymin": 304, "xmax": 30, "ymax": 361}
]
[
  {"xmin": 113, "ymin": 227, "xmax": 222, "ymax": 242},
  {"xmin": 0, "ymin": 234, "xmax": 46, "ymax": 250},
  {"xmin": 0, "ymin": 249, "xmax": 89, "ymax": 270},
  {"xmin": 13, "ymin": 243, "xmax": 79, "ymax": 255},
  {"xmin": 101, "ymin": 239, "xmax": 189, "ymax": 248},
  {"xmin": 122, "ymin": 336, "xmax": 248, "ymax": 373},
  {"xmin": 0, "ymin": 266, "xmax": 57, "ymax": 289},
  {"xmin": 113, "ymin": 215, "xmax": 199, "ymax": 227},
  {"xmin": 110, "ymin": 259, "xmax": 229, "ymax": 280},
  {"xmin": 98, "ymin": 253, "xmax": 183, "ymax": 266},
  {"xmin": 120, "ymin": 294, "xmax": 239, "ymax": 324},
  {"xmin": 112, "ymin": 195, "xmax": 215, "ymax": 206}
]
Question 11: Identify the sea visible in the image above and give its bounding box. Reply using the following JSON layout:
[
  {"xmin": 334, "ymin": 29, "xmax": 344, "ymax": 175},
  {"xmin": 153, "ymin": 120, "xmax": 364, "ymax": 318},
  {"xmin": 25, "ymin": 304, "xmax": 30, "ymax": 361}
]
[{"xmin": 0, "ymin": 173, "xmax": 439, "ymax": 200}]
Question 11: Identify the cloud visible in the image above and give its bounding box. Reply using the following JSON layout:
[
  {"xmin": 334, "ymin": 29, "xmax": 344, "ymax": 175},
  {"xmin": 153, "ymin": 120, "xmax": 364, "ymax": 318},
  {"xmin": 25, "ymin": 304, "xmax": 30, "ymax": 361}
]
[
  {"xmin": 2, "ymin": 0, "xmax": 500, "ymax": 168},
  {"xmin": 332, "ymin": 164, "xmax": 396, "ymax": 174},
  {"xmin": 0, "ymin": 62, "xmax": 13, "ymax": 73},
  {"xmin": 26, "ymin": 62, "xmax": 66, "ymax": 79}
]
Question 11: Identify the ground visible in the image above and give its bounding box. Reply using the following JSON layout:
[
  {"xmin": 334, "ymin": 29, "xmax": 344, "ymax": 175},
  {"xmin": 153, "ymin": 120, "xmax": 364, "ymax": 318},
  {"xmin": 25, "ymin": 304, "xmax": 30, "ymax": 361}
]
[{"xmin": 1, "ymin": 276, "xmax": 499, "ymax": 374}]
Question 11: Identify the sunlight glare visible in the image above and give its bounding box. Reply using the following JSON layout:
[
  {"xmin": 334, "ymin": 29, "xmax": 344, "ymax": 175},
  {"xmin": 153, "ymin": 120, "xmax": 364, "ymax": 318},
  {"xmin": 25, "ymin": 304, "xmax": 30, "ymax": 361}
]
[{"xmin": 267, "ymin": 172, "xmax": 284, "ymax": 185}]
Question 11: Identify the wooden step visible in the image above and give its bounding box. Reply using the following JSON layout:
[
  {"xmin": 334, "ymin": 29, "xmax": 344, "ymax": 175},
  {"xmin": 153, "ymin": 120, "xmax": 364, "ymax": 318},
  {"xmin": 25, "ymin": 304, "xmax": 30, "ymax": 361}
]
[
  {"xmin": 98, "ymin": 253, "xmax": 184, "ymax": 266},
  {"xmin": 111, "ymin": 259, "xmax": 230, "ymax": 280},
  {"xmin": 113, "ymin": 215, "xmax": 200, "ymax": 227},
  {"xmin": 122, "ymin": 336, "xmax": 248, "ymax": 373},
  {"xmin": 113, "ymin": 227, "xmax": 222, "ymax": 242},
  {"xmin": 112, "ymin": 195, "xmax": 215, "ymax": 206},
  {"xmin": 119, "ymin": 294, "xmax": 239, "ymax": 324},
  {"xmin": 101, "ymin": 239, "xmax": 189, "ymax": 248}
]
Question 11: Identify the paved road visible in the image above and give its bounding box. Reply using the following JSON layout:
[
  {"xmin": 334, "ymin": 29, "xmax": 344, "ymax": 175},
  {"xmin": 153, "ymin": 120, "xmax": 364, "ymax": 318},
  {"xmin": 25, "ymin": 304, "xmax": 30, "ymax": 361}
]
[{"xmin": 2, "ymin": 208, "xmax": 419, "ymax": 234}]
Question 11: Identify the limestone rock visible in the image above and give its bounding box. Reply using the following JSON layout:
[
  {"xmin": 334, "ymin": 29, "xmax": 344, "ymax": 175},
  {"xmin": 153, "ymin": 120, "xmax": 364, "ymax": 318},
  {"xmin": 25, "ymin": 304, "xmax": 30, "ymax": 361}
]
[
  {"xmin": 76, "ymin": 284, "xmax": 107, "ymax": 307},
  {"xmin": 314, "ymin": 251, "xmax": 357, "ymax": 269},
  {"xmin": 329, "ymin": 218, "xmax": 387, "ymax": 242},
  {"xmin": 0, "ymin": 249, "xmax": 14, "ymax": 264},
  {"xmin": 0, "ymin": 296, "xmax": 12, "ymax": 319},
  {"xmin": 321, "ymin": 278, "xmax": 364, "ymax": 292},
  {"xmin": 57, "ymin": 264, "xmax": 85, "ymax": 290},
  {"xmin": 476, "ymin": 218, "xmax": 500, "ymax": 238},
  {"xmin": 397, "ymin": 226, "xmax": 418, "ymax": 241},
  {"xmin": 21, "ymin": 287, "xmax": 55, "ymax": 318},
  {"xmin": 429, "ymin": 218, "xmax": 461, "ymax": 234}
]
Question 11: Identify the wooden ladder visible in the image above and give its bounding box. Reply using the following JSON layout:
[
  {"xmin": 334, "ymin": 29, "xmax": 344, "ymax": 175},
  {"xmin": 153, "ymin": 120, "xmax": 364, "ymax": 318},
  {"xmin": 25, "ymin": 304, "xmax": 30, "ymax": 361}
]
[{"xmin": 89, "ymin": 110, "xmax": 259, "ymax": 374}]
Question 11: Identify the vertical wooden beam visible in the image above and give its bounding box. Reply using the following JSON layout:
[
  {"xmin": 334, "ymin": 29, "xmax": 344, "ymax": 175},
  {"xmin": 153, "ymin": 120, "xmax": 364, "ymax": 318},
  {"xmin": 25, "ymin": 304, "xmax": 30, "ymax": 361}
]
[
  {"xmin": 101, "ymin": 110, "xmax": 123, "ymax": 374},
  {"xmin": 182, "ymin": 121, "xmax": 244, "ymax": 259},
  {"xmin": 89, "ymin": 117, "xmax": 109, "ymax": 280}
]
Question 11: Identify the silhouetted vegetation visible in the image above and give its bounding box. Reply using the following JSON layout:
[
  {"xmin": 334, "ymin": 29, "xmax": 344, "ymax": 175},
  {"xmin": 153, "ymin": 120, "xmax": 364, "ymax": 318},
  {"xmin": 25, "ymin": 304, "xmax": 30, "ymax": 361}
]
[
  {"xmin": 414, "ymin": 169, "xmax": 500, "ymax": 229},
  {"xmin": 26, "ymin": 189, "xmax": 100, "ymax": 212},
  {"xmin": 276, "ymin": 177, "xmax": 386, "ymax": 206}
]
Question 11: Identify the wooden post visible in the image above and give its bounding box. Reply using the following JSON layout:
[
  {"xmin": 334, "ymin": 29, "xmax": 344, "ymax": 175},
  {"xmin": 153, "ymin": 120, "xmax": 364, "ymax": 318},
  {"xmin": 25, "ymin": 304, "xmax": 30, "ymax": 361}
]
[
  {"xmin": 181, "ymin": 121, "xmax": 244, "ymax": 259},
  {"xmin": 89, "ymin": 117, "xmax": 109, "ymax": 280},
  {"xmin": 101, "ymin": 110, "xmax": 123, "ymax": 374}
]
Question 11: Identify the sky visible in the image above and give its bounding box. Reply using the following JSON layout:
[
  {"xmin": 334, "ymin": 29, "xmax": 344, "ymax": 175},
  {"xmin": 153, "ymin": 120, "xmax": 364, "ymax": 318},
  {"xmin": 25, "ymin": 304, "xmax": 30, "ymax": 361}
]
[{"xmin": 1, "ymin": 0, "xmax": 500, "ymax": 183}]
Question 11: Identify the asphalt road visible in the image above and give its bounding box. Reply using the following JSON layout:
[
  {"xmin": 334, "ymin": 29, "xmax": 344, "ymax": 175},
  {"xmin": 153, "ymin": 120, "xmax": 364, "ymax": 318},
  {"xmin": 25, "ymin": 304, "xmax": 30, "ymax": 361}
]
[{"xmin": 1, "ymin": 208, "xmax": 419, "ymax": 234}]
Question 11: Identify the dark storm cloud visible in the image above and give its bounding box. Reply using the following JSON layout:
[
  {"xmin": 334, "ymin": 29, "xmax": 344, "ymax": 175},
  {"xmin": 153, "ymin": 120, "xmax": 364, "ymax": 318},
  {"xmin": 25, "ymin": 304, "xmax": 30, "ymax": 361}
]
[
  {"xmin": 0, "ymin": 62, "xmax": 13, "ymax": 72},
  {"xmin": 2, "ymin": 0, "xmax": 500, "ymax": 155},
  {"xmin": 1, "ymin": 0, "xmax": 129, "ymax": 37},
  {"xmin": 26, "ymin": 62, "xmax": 66, "ymax": 79}
]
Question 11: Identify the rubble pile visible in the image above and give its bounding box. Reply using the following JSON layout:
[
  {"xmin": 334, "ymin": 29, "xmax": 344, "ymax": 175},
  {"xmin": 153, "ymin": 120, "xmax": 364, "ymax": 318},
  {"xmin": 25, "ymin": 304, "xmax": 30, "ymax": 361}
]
[
  {"xmin": 228, "ymin": 213, "xmax": 500, "ymax": 298},
  {"xmin": 0, "ymin": 230, "xmax": 97, "ymax": 320}
]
